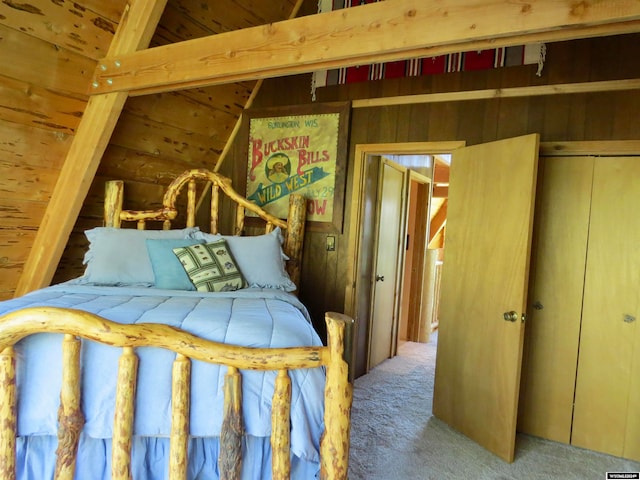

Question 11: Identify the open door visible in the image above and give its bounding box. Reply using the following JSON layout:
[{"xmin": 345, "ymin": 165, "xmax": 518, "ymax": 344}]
[{"xmin": 432, "ymin": 134, "xmax": 540, "ymax": 462}]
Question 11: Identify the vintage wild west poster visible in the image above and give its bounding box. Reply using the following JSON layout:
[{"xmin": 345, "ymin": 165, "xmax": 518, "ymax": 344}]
[{"xmin": 246, "ymin": 112, "xmax": 340, "ymax": 223}]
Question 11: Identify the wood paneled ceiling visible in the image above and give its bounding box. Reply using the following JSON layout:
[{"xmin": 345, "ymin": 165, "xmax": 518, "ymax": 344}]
[{"xmin": 149, "ymin": 0, "xmax": 305, "ymax": 126}]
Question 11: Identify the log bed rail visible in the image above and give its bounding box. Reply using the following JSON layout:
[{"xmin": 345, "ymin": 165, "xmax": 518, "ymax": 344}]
[{"xmin": 0, "ymin": 307, "xmax": 353, "ymax": 480}]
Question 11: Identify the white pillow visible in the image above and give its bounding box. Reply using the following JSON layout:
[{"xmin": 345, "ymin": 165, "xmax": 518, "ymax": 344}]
[
  {"xmin": 189, "ymin": 227, "xmax": 296, "ymax": 292},
  {"xmin": 81, "ymin": 227, "xmax": 200, "ymax": 285}
]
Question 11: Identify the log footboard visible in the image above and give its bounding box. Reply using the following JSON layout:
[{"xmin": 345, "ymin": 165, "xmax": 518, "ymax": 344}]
[{"xmin": 0, "ymin": 307, "xmax": 353, "ymax": 480}]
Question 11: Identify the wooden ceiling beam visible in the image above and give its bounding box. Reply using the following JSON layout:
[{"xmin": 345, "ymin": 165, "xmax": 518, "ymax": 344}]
[
  {"xmin": 89, "ymin": 0, "xmax": 640, "ymax": 96},
  {"xmin": 429, "ymin": 200, "xmax": 448, "ymax": 244},
  {"xmin": 433, "ymin": 167, "xmax": 450, "ymax": 185},
  {"xmin": 125, "ymin": 19, "xmax": 640, "ymax": 97},
  {"xmin": 432, "ymin": 186, "xmax": 450, "ymax": 199},
  {"xmin": 14, "ymin": 0, "xmax": 169, "ymax": 297}
]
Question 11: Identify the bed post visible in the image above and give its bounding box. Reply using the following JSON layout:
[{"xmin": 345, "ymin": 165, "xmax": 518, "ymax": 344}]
[
  {"xmin": 220, "ymin": 366, "xmax": 244, "ymax": 480},
  {"xmin": 0, "ymin": 347, "xmax": 16, "ymax": 479},
  {"xmin": 112, "ymin": 347, "xmax": 138, "ymax": 479},
  {"xmin": 320, "ymin": 312, "xmax": 353, "ymax": 480},
  {"xmin": 54, "ymin": 334, "xmax": 85, "ymax": 480},
  {"xmin": 169, "ymin": 354, "xmax": 191, "ymax": 478},
  {"xmin": 104, "ymin": 180, "xmax": 124, "ymax": 228},
  {"xmin": 284, "ymin": 194, "xmax": 306, "ymax": 290}
]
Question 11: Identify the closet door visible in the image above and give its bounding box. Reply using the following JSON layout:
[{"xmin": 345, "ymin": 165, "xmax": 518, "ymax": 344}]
[
  {"xmin": 572, "ymin": 157, "xmax": 640, "ymax": 461},
  {"xmin": 517, "ymin": 156, "xmax": 594, "ymax": 443}
]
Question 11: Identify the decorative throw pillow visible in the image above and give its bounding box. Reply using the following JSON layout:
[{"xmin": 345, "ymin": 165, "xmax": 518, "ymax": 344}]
[
  {"xmin": 188, "ymin": 227, "xmax": 296, "ymax": 292},
  {"xmin": 146, "ymin": 238, "xmax": 205, "ymax": 290},
  {"xmin": 173, "ymin": 240, "xmax": 247, "ymax": 292}
]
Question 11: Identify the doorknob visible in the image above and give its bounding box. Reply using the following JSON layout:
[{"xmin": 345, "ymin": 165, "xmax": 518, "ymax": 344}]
[
  {"xmin": 503, "ymin": 311, "xmax": 518, "ymax": 322},
  {"xmin": 376, "ymin": 275, "xmax": 385, "ymax": 282}
]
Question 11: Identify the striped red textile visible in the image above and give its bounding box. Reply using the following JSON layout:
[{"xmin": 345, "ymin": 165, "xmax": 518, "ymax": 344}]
[{"xmin": 315, "ymin": 0, "xmax": 543, "ymax": 87}]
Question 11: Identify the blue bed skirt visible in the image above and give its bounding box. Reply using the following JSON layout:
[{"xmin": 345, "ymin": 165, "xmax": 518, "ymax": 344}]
[{"xmin": 16, "ymin": 435, "xmax": 320, "ymax": 480}]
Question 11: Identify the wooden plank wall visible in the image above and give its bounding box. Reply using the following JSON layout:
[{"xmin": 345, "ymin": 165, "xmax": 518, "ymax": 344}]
[
  {"xmin": 0, "ymin": 0, "xmax": 301, "ymax": 299},
  {"xmin": 0, "ymin": 0, "xmax": 124, "ymax": 299},
  {"xmin": 240, "ymin": 33, "xmax": 640, "ymax": 375}
]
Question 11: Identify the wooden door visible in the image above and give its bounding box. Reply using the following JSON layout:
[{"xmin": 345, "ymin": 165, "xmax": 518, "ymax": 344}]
[
  {"xmin": 432, "ymin": 134, "xmax": 539, "ymax": 462},
  {"xmin": 572, "ymin": 157, "xmax": 640, "ymax": 461},
  {"xmin": 517, "ymin": 156, "xmax": 594, "ymax": 443},
  {"xmin": 368, "ymin": 159, "xmax": 406, "ymax": 370}
]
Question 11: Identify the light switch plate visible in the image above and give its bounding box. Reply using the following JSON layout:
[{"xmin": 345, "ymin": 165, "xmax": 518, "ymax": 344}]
[{"xmin": 326, "ymin": 236, "xmax": 335, "ymax": 251}]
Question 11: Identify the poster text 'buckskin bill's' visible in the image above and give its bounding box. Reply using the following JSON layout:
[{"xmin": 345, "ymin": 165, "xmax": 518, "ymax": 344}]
[
  {"xmin": 250, "ymin": 135, "xmax": 309, "ymax": 180},
  {"xmin": 249, "ymin": 135, "xmax": 331, "ymax": 180}
]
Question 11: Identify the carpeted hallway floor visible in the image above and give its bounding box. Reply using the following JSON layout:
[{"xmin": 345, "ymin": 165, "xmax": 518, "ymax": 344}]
[{"xmin": 348, "ymin": 333, "xmax": 640, "ymax": 479}]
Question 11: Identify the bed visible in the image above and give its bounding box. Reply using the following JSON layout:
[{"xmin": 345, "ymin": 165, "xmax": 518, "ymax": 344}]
[{"xmin": 0, "ymin": 169, "xmax": 352, "ymax": 480}]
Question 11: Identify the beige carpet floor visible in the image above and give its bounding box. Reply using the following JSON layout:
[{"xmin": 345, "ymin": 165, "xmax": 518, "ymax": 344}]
[{"xmin": 348, "ymin": 333, "xmax": 640, "ymax": 479}]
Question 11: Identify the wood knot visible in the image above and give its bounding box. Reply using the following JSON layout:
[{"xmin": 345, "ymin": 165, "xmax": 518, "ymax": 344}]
[
  {"xmin": 406, "ymin": 9, "xmax": 416, "ymax": 18},
  {"xmin": 56, "ymin": 407, "xmax": 85, "ymax": 461},
  {"xmin": 570, "ymin": 1, "xmax": 588, "ymax": 17},
  {"xmin": 4, "ymin": 1, "xmax": 43, "ymax": 15},
  {"xmin": 93, "ymin": 17, "xmax": 115, "ymax": 35}
]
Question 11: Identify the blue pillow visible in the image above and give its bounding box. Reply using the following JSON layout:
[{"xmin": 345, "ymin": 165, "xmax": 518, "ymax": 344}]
[
  {"xmin": 146, "ymin": 238, "xmax": 205, "ymax": 290},
  {"xmin": 81, "ymin": 227, "xmax": 200, "ymax": 286}
]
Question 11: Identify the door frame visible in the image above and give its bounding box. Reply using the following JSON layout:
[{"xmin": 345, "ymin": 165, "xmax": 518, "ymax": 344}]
[
  {"xmin": 345, "ymin": 142, "xmax": 464, "ymax": 317},
  {"xmin": 538, "ymin": 140, "xmax": 640, "ymax": 157},
  {"xmin": 344, "ymin": 141, "xmax": 465, "ymax": 376}
]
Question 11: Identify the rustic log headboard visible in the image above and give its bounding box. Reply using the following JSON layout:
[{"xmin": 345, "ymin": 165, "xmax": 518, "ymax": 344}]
[{"xmin": 103, "ymin": 168, "xmax": 307, "ymax": 290}]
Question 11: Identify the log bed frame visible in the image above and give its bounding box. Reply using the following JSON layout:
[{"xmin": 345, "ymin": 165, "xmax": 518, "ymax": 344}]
[{"xmin": 0, "ymin": 169, "xmax": 353, "ymax": 480}]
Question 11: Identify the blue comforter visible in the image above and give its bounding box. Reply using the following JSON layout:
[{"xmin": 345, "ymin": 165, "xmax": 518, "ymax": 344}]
[{"xmin": 0, "ymin": 283, "xmax": 325, "ymax": 479}]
